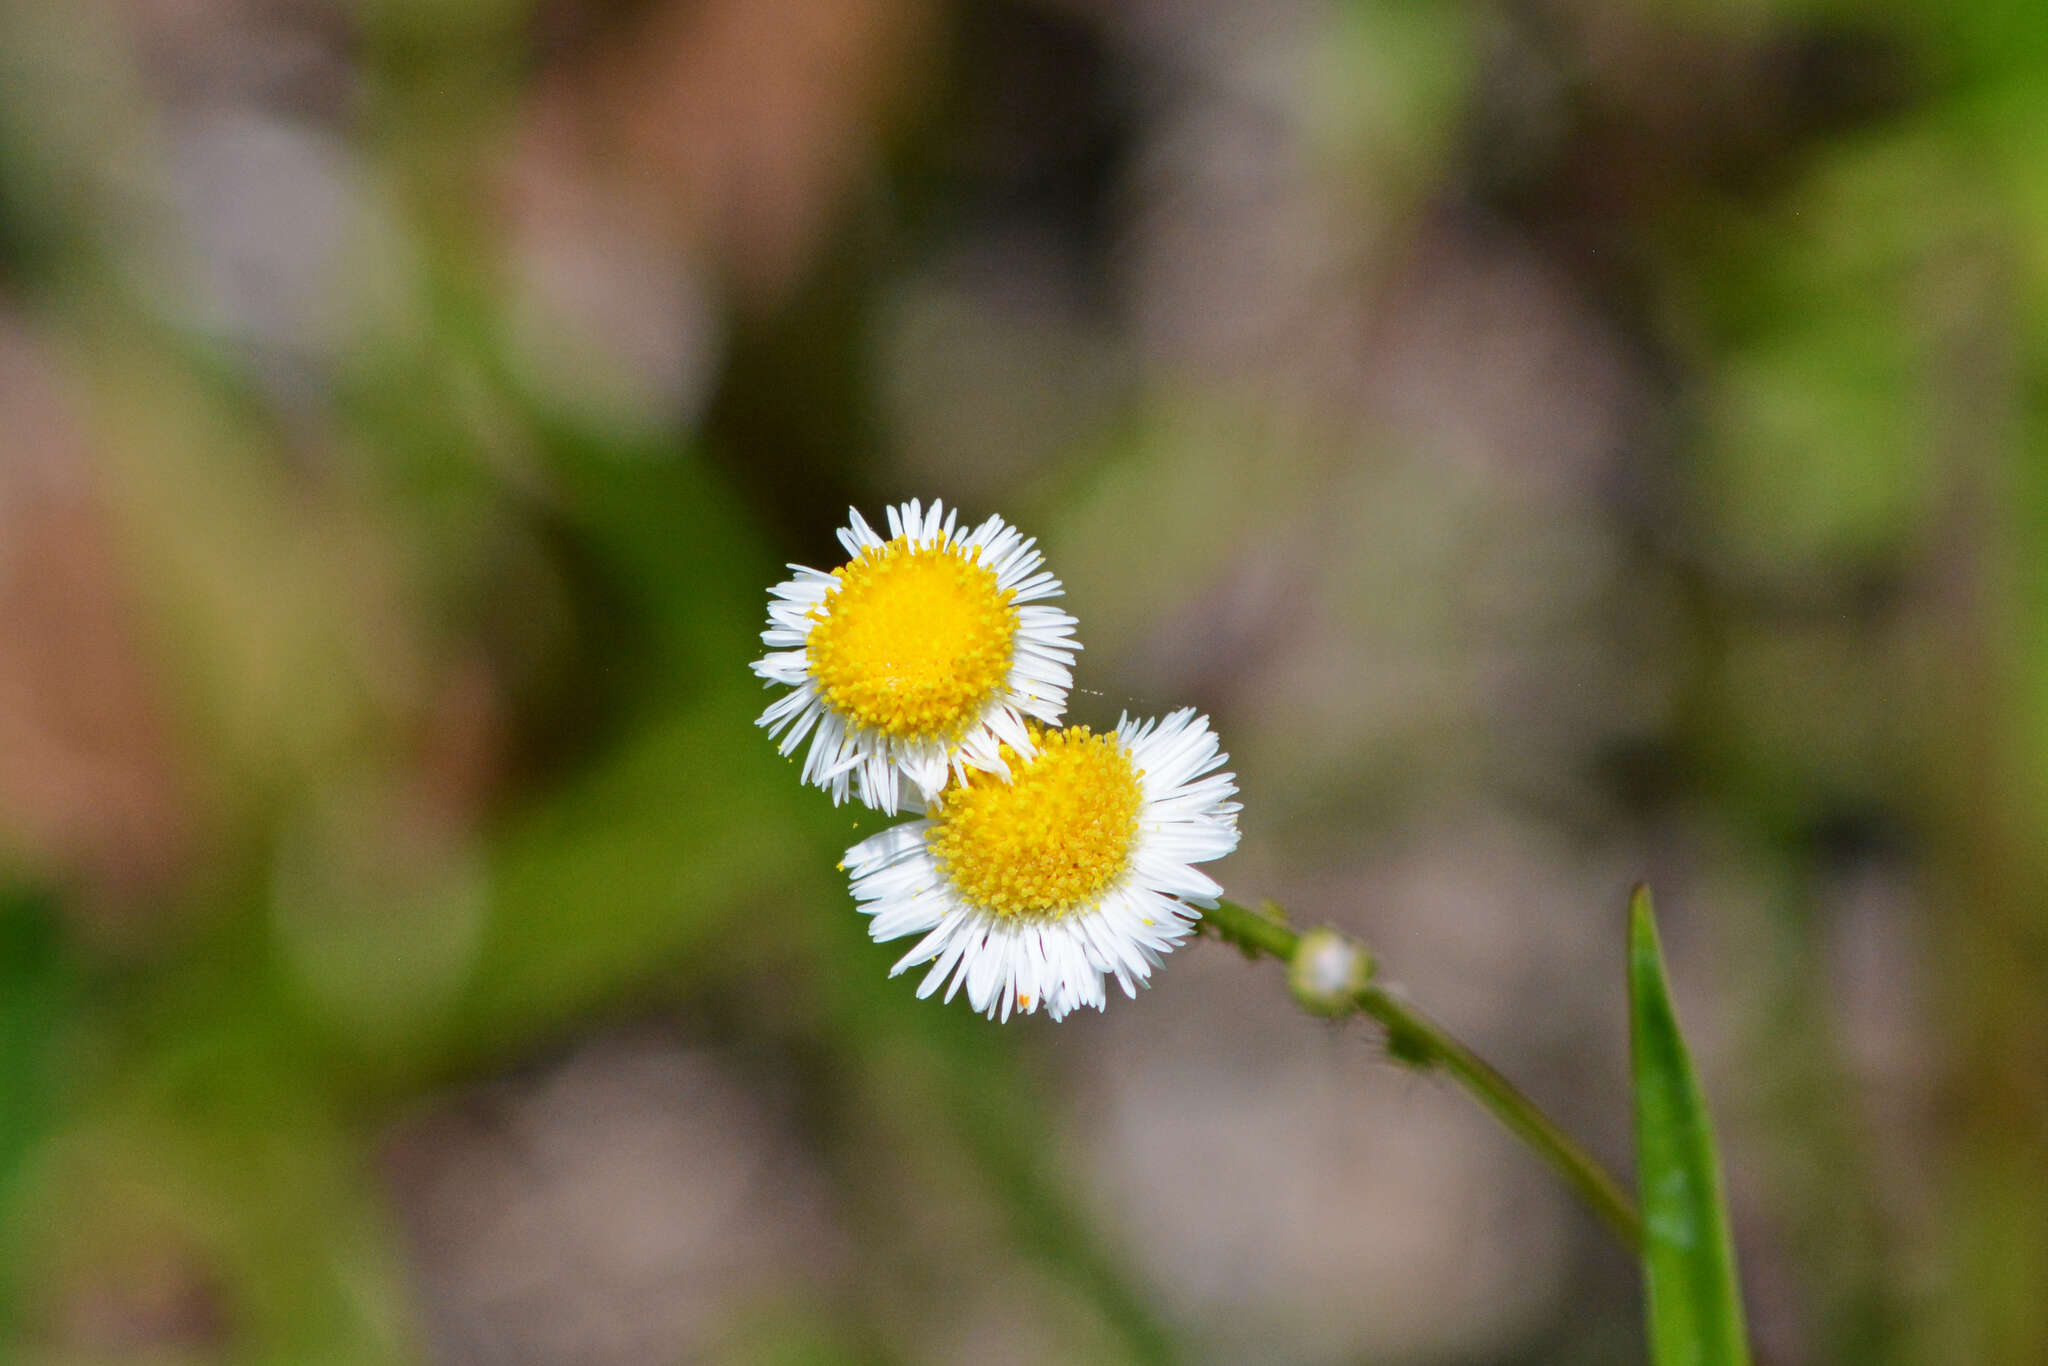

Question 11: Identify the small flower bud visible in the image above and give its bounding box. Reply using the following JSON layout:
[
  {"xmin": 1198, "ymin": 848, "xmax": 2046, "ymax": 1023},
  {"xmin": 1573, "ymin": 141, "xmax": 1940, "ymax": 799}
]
[{"xmin": 1289, "ymin": 927, "xmax": 1373, "ymax": 1015}]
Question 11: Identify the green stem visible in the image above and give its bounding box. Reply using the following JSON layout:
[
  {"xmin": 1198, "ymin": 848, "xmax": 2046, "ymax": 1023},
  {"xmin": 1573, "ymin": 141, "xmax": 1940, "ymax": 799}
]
[
  {"xmin": 1201, "ymin": 898, "xmax": 1643, "ymax": 1254},
  {"xmin": 1355, "ymin": 985, "xmax": 1641, "ymax": 1252}
]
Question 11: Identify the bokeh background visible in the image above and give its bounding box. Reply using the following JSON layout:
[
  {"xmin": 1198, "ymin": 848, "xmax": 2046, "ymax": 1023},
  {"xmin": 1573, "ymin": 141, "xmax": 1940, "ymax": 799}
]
[{"xmin": 2, "ymin": 0, "xmax": 2046, "ymax": 1362}]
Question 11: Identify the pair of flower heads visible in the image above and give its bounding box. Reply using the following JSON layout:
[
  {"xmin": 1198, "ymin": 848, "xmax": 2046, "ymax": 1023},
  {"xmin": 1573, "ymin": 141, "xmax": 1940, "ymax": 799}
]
[{"xmin": 754, "ymin": 498, "xmax": 1241, "ymax": 1023}]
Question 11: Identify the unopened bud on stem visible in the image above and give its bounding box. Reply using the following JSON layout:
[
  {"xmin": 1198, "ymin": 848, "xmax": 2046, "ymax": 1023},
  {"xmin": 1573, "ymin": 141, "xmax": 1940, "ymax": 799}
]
[{"xmin": 1289, "ymin": 927, "xmax": 1373, "ymax": 1015}]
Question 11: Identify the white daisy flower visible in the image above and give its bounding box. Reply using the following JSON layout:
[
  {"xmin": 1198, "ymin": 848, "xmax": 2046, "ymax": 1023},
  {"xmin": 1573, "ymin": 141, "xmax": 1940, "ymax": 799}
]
[
  {"xmin": 844, "ymin": 709, "xmax": 1241, "ymax": 1021},
  {"xmin": 753, "ymin": 499, "xmax": 1079, "ymax": 814}
]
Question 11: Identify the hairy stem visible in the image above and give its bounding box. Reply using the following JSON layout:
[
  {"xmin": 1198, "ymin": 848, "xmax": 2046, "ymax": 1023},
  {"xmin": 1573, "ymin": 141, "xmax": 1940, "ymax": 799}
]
[{"xmin": 1200, "ymin": 898, "xmax": 1643, "ymax": 1254}]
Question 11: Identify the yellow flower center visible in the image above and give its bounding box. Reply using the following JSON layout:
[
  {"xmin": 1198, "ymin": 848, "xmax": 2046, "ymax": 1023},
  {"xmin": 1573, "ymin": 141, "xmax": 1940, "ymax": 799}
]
[
  {"xmin": 807, "ymin": 539, "xmax": 1019, "ymax": 741},
  {"xmin": 927, "ymin": 727, "xmax": 1142, "ymax": 919}
]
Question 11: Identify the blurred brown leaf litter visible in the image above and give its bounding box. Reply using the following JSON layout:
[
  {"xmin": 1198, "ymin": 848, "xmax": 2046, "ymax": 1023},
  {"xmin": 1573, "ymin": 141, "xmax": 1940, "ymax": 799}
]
[{"xmin": 0, "ymin": 321, "xmax": 194, "ymax": 924}]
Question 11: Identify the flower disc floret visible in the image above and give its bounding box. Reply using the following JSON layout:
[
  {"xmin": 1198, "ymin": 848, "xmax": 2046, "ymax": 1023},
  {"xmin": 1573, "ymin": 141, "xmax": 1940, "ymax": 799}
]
[
  {"xmin": 806, "ymin": 541, "xmax": 1017, "ymax": 743},
  {"xmin": 927, "ymin": 728, "xmax": 1141, "ymax": 919}
]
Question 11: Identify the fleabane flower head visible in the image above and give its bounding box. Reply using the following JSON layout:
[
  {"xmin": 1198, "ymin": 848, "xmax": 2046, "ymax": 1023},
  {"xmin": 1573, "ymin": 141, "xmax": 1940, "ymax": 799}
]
[
  {"xmin": 754, "ymin": 499, "xmax": 1080, "ymax": 814},
  {"xmin": 845, "ymin": 709, "xmax": 1241, "ymax": 1021}
]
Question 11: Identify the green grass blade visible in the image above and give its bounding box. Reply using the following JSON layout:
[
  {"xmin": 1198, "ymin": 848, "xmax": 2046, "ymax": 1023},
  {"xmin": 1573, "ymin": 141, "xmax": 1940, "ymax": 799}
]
[{"xmin": 1629, "ymin": 885, "xmax": 1752, "ymax": 1366}]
